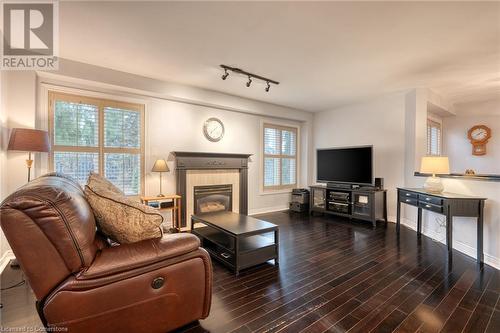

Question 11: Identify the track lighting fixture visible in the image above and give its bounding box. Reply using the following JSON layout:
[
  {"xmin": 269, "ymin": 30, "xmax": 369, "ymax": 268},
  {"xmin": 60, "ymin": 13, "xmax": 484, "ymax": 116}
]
[
  {"xmin": 220, "ymin": 64, "xmax": 279, "ymax": 92},
  {"xmin": 221, "ymin": 68, "xmax": 229, "ymax": 80}
]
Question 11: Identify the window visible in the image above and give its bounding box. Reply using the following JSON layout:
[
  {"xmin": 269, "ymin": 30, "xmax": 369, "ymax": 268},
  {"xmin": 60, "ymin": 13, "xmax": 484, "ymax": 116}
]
[
  {"xmin": 263, "ymin": 123, "xmax": 298, "ymax": 190},
  {"xmin": 427, "ymin": 119, "xmax": 442, "ymax": 156},
  {"xmin": 49, "ymin": 92, "xmax": 144, "ymax": 195}
]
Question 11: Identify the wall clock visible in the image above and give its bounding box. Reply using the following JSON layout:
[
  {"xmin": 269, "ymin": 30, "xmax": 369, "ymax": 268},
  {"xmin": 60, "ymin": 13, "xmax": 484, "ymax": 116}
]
[
  {"xmin": 467, "ymin": 125, "xmax": 491, "ymax": 156},
  {"xmin": 203, "ymin": 117, "xmax": 224, "ymax": 142}
]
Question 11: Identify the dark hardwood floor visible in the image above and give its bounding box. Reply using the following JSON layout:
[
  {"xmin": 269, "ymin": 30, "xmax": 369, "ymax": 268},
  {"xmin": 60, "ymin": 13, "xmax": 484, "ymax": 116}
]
[{"xmin": 1, "ymin": 211, "xmax": 499, "ymax": 333}]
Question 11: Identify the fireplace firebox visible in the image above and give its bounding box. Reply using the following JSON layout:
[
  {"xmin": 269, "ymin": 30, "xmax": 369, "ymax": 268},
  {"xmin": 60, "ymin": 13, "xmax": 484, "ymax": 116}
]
[{"xmin": 194, "ymin": 184, "xmax": 233, "ymax": 214}]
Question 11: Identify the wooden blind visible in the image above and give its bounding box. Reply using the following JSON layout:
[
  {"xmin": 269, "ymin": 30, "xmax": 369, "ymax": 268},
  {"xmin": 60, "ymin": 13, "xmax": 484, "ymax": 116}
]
[
  {"xmin": 49, "ymin": 92, "xmax": 145, "ymax": 195},
  {"xmin": 263, "ymin": 123, "xmax": 297, "ymax": 190},
  {"xmin": 427, "ymin": 119, "xmax": 442, "ymax": 156}
]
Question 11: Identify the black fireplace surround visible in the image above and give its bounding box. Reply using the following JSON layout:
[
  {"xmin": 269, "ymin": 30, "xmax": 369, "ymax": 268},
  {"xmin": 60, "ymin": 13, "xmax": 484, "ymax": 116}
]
[{"xmin": 171, "ymin": 152, "xmax": 252, "ymax": 227}]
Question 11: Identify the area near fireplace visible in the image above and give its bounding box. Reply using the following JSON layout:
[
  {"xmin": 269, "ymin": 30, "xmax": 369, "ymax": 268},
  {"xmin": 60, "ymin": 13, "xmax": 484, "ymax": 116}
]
[
  {"xmin": 171, "ymin": 152, "xmax": 252, "ymax": 228},
  {"xmin": 186, "ymin": 169, "xmax": 240, "ymax": 223},
  {"xmin": 194, "ymin": 184, "xmax": 233, "ymax": 214}
]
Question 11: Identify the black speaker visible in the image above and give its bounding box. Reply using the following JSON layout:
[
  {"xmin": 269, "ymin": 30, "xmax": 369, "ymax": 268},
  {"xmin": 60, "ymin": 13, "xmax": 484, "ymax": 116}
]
[{"xmin": 375, "ymin": 177, "xmax": 384, "ymax": 190}]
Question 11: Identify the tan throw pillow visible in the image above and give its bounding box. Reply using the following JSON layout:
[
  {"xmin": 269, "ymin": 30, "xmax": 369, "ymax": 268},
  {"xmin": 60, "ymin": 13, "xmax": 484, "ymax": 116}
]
[
  {"xmin": 84, "ymin": 181, "xmax": 163, "ymax": 244},
  {"xmin": 87, "ymin": 172, "xmax": 124, "ymax": 195}
]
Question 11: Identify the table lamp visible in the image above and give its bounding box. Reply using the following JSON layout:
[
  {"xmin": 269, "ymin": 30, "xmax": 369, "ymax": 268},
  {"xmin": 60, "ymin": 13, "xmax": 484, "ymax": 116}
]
[
  {"xmin": 152, "ymin": 159, "xmax": 169, "ymax": 197},
  {"xmin": 420, "ymin": 156, "xmax": 450, "ymax": 193},
  {"xmin": 8, "ymin": 128, "xmax": 50, "ymax": 182}
]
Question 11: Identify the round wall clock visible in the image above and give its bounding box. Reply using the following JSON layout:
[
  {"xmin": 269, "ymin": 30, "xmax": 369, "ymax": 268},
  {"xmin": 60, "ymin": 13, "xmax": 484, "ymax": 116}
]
[
  {"xmin": 467, "ymin": 125, "xmax": 491, "ymax": 156},
  {"xmin": 203, "ymin": 117, "xmax": 224, "ymax": 142}
]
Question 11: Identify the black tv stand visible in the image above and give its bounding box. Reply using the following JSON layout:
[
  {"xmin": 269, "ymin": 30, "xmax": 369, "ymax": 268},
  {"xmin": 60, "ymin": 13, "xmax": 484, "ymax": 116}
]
[
  {"xmin": 326, "ymin": 182, "xmax": 354, "ymax": 190},
  {"xmin": 309, "ymin": 185, "xmax": 387, "ymax": 227}
]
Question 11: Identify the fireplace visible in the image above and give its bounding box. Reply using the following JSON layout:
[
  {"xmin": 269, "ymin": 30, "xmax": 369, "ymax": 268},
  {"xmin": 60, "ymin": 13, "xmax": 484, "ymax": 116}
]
[
  {"xmin": 171, "ymin": 151, "xmax": 252, "ymax": 227},
  {"xmin": 194, "ymin": 184, "xmax": 233, "ymax": 214}
]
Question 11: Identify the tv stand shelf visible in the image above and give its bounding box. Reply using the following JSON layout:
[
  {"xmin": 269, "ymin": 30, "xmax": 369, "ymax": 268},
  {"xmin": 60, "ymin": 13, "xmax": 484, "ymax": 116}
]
[{"xmin": 310, "ymin": 185, "xmax": 387, "ymax": 227}]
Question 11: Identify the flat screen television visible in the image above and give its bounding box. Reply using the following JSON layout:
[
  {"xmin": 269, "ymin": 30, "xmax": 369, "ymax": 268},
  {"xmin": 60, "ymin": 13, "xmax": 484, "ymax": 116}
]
[{"xmin": 317, "ymin": 146, "xmax": 373, "ymax": 185}]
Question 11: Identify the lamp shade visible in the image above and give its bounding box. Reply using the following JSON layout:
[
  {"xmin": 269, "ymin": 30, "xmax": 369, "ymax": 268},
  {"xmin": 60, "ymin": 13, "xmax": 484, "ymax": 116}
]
[
  {"xmin": 8, "ymin": 128, "xmax": 50, "ymax": 153},
  {"xmin": 151, "ymin": 159, "xmax": 169, "ymax": 172},
  {"xmin": 420, "ymin": 156, "xmax": 450, "ymax": 175}
]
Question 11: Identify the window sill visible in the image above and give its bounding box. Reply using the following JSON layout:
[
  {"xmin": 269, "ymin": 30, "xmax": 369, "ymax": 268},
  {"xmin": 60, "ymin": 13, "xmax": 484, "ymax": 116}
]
[{"xmin": 259, "ymin": 189, "xmax": 293, "ymax": 196}]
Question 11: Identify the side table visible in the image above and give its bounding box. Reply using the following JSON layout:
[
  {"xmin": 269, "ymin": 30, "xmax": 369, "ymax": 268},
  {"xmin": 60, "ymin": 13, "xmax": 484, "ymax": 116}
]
[{"xmin": 141, "ymin": 195, "xmax": 182, "ymax": 232}]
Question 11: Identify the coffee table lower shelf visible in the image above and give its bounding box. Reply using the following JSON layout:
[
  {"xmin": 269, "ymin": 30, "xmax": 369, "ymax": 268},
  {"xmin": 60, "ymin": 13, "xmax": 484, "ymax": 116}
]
[{"xmin": 191, "ymin": 217, "xmax": 279, "ymax": 275}]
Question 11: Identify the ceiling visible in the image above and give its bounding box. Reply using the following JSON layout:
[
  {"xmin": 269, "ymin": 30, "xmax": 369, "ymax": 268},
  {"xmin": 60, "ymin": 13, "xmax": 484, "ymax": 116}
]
[{"xmin": 59, "ymin": 1, "xmax": 500, "ymax": 112}]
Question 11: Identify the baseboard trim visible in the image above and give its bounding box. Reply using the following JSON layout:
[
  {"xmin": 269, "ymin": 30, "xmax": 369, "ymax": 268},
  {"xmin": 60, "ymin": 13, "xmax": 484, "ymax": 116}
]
[
  {"xmin": 400, "ymin": 219, "xmax": 499, "ymax": 269},
  {"xmin": 0, "ymin": 250, "xmax": 15, "ymax": 274},
  {"xmin": 249, "ymin": 205, "xmax": 289, "ymax": 216}
]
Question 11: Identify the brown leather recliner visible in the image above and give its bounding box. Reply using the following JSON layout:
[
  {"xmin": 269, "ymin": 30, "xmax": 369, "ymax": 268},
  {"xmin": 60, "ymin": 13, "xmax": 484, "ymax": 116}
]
[{"xmin": 0, "ymin": 173, "xmax": 212, "ymax": 333}]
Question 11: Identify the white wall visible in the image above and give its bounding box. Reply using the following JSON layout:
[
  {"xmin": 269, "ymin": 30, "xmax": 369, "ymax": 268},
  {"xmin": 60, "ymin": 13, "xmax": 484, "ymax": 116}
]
[
  {"xmin": 313, "ymin": 92, "xmax": 408, "ymax": 220},
  {"xmin": 0, "ymin": 71, "xmax": 13, "ymax": 269},
  {"xmin": 145, "ymin": 98, "xmax": 304, "ymax": 214},
  {"xmin": 404, "ymin": 88, "xmax": 428, "ymax": 187},
  {"xmin": 0, "ymin": 71, "xmax": 39, "ymax": 269},
  {"xmin": 3, "ymin": 72, "xmax": 38, "ymax": 193},
  {"xmin": 443, "ymin": 99, "xmax": 500, "ymax": 174}
]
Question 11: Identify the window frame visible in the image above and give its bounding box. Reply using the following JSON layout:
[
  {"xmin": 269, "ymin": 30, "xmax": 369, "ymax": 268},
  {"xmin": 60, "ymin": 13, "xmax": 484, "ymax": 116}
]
[
  {"xmin": 427, "ymin": 118, "xmax": 442, "ymax": 156},
  {"xmin": 48, "ymin": 91, "xmax": 145, "ymax": 195},
  {"xmin": 262, "ymin": 123, "xmax": 298, "ymax": 191}
]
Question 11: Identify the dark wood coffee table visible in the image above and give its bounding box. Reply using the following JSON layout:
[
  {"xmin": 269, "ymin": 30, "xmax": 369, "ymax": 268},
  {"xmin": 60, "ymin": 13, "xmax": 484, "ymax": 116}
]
[{"xmin": 191, "ymin": 211, "xmax": 279, "ymax": 275}]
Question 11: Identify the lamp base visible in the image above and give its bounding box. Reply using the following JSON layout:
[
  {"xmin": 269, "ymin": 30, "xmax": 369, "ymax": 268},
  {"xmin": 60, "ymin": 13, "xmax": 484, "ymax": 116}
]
[
  {"xmin": 423, "ymin": 176, "xmax": 444, "ymax": 193},
  {"xmin": 26, "ymin": 153, "xmax": 33, "ymax": 182}
]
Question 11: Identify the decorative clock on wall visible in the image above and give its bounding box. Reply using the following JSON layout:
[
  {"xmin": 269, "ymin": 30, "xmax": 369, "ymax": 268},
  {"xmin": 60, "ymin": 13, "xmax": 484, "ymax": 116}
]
[
  {"xmin": 467, "ymin": 125, "xmax": 491, "ymax": 156},
  {"xmin": 203, "ymin": 117, "xmax": 224, "ymax": 142}
]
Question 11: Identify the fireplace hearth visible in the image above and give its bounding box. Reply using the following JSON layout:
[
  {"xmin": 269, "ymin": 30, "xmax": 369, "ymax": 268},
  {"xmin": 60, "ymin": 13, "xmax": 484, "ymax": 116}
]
[{"xmin": 194, "ymin": 184, "xmax": 232, "ymax": 214}]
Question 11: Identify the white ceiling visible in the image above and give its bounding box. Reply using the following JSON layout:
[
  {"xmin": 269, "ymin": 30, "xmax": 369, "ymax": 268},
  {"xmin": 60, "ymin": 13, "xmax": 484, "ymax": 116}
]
[{"xmin": 59, "ymin": 1, "xmax": 500, "ymax": 112}]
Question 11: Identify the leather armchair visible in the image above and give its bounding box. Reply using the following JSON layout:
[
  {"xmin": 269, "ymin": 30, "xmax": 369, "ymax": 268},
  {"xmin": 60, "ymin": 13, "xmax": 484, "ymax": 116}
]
[{"xmin": 0, "ymin": 173, "xmax": 212, "ymax": 333}]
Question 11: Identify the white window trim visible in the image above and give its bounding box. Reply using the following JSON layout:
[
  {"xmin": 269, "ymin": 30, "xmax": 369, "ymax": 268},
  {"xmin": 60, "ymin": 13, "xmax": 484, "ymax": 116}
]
[
  {"xmin": 260, "ymin": 120, "xmax": 300, "ymax": 194},
  {"xmin": 47, "ymin": 90, "xmax": 146, "ymax": 195},
  {"xmin": 427, "ymin": 118, "xmax": 442, "ymax": 156},
  {"xmin": 37, "ymin": 83, "xmax": 150, "ymax": 179}
]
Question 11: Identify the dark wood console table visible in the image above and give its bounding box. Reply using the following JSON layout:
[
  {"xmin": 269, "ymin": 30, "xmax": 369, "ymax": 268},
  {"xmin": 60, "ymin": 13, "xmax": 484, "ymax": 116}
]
[{"xmin": 397, "ymin": 187, "xmax": 487, "ymax": 264}]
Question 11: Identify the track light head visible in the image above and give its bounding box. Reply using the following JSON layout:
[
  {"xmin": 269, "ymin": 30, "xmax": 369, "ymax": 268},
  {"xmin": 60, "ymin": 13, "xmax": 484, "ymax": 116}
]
[
  {"xmin": 221, "ymin": 69, "xmax": 229, "ymax": 80},
  {"xmin": 220, "ymin": 65, "xmax": 279, "ymax": 92}
]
